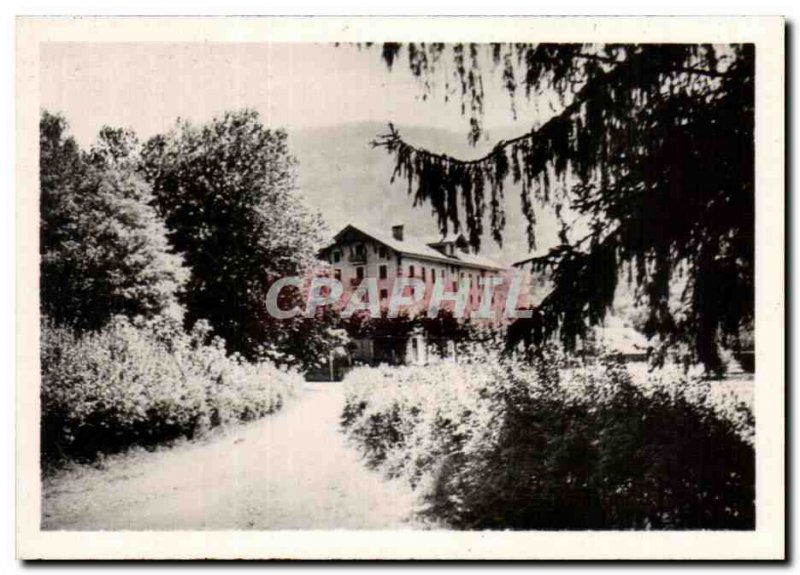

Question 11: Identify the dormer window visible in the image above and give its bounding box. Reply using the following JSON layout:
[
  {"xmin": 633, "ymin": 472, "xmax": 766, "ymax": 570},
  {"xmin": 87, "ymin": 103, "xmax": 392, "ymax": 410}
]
[{"xmin": 349, "ymin": 244, "xmax": 366, "ymax": 263}]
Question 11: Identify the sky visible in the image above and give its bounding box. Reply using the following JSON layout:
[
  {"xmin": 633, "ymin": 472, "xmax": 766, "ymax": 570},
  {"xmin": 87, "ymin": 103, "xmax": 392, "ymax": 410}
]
[
  {"xmin": 39, "ymin": 42, "xmax": 557, "ymax": 263},
  {"xmin": 40, "ymin": 42, "xmax": 536, "ymax": 149}
]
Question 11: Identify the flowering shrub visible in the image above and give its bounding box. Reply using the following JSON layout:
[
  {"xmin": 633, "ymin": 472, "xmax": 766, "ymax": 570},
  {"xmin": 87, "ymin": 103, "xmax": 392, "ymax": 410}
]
[
  {"xmin": 341, "ymin": 353, "xmax": 754, "ymax": 530},
  {"xmin": 41, "ymin": 315, "xmax": 301, "ymax": 463}
]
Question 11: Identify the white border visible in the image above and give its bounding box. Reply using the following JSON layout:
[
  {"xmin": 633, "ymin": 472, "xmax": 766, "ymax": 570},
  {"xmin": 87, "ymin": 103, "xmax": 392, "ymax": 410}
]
[{"xmin": 15, "ymin": 16, "xmax": 785, "ymax": 560}]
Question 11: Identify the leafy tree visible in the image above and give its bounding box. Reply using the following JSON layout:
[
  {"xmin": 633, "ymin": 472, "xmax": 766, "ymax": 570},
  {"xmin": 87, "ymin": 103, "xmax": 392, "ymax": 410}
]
[
  {"xmin": 85, "ymin": 125, "xmax": 141, "ymax": 171},
  {"xmin": 369, "ymin": 44, "xmax": 754, "ymax": 372},
  {"xmin": 140, "ymin": 110, "xmax": 332, "ymax": 367},
  {"xmin": 40, "ymin": 113, "xmax": 86, "ymax": 254},
  {"xmin": 39, "ymin": 112, "xmax": 187, "ymax": 330}
]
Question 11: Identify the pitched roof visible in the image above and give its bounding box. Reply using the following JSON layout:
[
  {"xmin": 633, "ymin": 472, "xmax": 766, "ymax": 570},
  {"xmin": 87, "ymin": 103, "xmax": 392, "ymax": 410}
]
[
  {"xmin": 455, "ymin": 251, "xmax": 507, "ymax": 271},
  {"xmin": 320, "ymin": 223, "xmax": 506, "ymax": 271},
  {"xmin": 595, "ymin": 316, "xmax": 651, "ymax": 355},
  {"xmin": 428, "ymin": 232, "xmax": 467, "ymax": 245}
]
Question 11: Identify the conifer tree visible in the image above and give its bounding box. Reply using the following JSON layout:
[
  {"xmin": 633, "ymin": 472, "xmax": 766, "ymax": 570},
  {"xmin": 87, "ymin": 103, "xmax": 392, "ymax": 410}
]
[{"xmin": 370, "ymin": 44, "xmax": 754, "ymax": 372}]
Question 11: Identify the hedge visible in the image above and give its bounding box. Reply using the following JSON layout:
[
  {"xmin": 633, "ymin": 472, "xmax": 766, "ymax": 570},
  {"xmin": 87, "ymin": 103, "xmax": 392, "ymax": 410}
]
[
  {"xmin": 341, "ymin": 354, "xmax": 754, "ymax": 530},
  {"xmin": 41, "ymin": 315, "xmax": 301, "ymax": 463}
]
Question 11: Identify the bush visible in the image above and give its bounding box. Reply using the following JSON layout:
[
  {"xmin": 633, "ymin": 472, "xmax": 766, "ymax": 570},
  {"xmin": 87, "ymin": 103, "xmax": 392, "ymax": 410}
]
[
  {"xmin": 41, "ymin": 315, "xmax": 301, "ymax": 464},
  {"xmin": 341, "ymin": 353, "xmax": 754, "ymax": 530}
]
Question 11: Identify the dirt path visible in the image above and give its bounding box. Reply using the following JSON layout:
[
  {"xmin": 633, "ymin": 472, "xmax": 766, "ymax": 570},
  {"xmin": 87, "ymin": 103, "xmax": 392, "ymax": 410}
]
[{"xmin": 42, "ymin": 383, "xmax": 422, "ymax": 530}]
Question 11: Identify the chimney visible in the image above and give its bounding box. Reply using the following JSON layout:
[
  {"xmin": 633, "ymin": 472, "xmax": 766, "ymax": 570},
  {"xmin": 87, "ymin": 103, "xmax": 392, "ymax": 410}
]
[{"xmin": 391, "ymin": 224, "xmax": 404, "ymax": 241}]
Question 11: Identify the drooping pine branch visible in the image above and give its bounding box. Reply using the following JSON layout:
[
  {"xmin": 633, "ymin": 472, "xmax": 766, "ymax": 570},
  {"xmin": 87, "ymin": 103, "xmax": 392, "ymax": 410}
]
[
  {"xmin": 372, "ymin": 46, "xmax": 670, "ymax": 250},
  {"xmin": 370, "ymin": 43, "xmax": 754, "ymax": 371}
]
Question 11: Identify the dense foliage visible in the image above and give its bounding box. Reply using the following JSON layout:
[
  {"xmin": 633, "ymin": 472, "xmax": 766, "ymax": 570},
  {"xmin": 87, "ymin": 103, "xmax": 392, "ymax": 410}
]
[
  {"xmin": 40, "ymin": 112, "xmax": 187, "ymax": 330},
  {"xmin": 140, "ymin": 110, "xmax": 337, "ymax": 369},
  {"xmin": 341, "ymin": 355, "xmax": 754, "ymax": 530},
  {"xmin": 369, "ymin": 43, "xmax": 754, "ymax": 372},
  {"xmin": 39, "ymin": 111, "xmax": 317, "ymax": 466},
  {"xmin": 41, "ymin": 316, "xmax": 301, "ymax": 464},
  {"xmin": 342, "ymin": 310, "xmax": 472, "ymax": 362}
]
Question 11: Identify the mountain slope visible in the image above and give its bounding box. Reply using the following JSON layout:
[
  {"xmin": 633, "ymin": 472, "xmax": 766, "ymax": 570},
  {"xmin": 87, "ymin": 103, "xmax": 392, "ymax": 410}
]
[{"xmin": 287, "ymin": 122, "xmax": 561, "ymax": 265}]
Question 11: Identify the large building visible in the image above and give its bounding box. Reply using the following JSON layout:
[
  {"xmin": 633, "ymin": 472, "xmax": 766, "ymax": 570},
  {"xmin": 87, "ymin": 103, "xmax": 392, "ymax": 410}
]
[
  {"xmin": 318, "ymin": 223, "xmax": 506, "ymax": 313},
  {"xmin": 319, "ymin": 224, "xmax": 506, "ymax": 364}
]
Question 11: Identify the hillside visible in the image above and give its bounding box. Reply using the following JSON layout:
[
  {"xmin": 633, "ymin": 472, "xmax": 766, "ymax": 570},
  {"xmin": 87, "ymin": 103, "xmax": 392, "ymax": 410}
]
[{"xmin": 287, "ymin": 122, "xmax": 562, "ymax": 266}]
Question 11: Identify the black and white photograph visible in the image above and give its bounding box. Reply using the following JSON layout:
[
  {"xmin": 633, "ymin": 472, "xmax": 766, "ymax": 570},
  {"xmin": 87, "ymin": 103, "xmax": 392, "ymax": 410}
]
[{"xmin": 14, "ymin": 16, "xmax": 785, "ymax": 560}]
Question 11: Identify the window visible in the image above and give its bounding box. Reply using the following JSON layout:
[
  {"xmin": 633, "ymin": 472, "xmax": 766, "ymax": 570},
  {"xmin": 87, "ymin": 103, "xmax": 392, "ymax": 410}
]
[
  {"xmin": 380, "ymin": 288, "xmax": 389, "ymax": 301},
  {"xmin": 333, "ymin": 250, "xmax": 341, "ymax": 263},
  {"xmin": 379, "ymin": 264, "xmax": 387, "ymax": 280},
  {"xmin": 452, "ymin": 281, "xmax": 457, "ymax": 291},
  {"xmin": 356, "ymin": 266, "xmax": 365, "ymax": 280},
  {"xmin": 379, "ymin": 246, "xmax": 388, "ymax": 259},
  {"xmin": 409, "ymin": 265, "xmax": 415, "ymax": 278},
  {"xmin": 333, "ymin": 269, "xmax": 341, "ymax": 281},
  {"xmin": 440, "ymin": 269, "xmax": 445, "ymax": 279},
  {"xmin": 421, "ymin": 267, "xmax": 426, "ymax": 281}
]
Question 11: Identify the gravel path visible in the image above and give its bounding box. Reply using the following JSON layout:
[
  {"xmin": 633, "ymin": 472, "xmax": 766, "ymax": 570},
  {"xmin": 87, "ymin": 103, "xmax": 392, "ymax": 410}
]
[{"xmin": 42, "ymin": 383, "xmax": 422, "ymax": 530}]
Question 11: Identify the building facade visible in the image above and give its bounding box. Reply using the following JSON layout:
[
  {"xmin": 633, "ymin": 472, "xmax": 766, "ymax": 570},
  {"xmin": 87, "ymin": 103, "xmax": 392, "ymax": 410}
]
[
  {"xmin": 317, "ymin": 223, "xmax": 509, "ymax": 366},
  {"xmin": 319, "ymin": 223, "xmax": 507, "ymax": 314}
]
